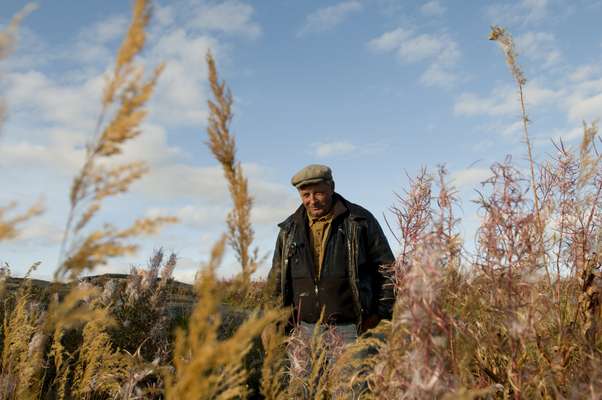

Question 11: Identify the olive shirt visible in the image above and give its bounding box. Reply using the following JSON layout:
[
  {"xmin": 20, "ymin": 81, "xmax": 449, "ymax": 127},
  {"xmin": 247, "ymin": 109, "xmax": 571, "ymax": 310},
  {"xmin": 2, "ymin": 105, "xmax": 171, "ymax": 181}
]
[{"xmin": 307, "ymin": 199, "xmax": 346, "ymax": 278}]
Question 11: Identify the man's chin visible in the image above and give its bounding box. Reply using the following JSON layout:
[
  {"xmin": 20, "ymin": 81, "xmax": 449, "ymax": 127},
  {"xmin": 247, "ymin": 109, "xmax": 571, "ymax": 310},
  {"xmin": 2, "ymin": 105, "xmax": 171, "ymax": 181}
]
[{"xmin": 310, "ymin": 209, "xmax": 327, "ymax": 218}]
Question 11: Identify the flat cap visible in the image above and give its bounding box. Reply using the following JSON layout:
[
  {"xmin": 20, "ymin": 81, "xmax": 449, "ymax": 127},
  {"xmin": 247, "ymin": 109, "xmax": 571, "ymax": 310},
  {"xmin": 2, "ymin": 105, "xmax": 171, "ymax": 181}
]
[{"xmin": 291, "ymin": 164, "xmax": 333, "ymax": 188}]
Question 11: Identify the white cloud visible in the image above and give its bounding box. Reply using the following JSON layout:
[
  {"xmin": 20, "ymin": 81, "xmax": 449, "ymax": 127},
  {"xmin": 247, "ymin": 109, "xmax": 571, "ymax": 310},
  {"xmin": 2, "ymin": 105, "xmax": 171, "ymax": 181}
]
[
  {"xmin": 189, "ymin": 0, "xmax": 261, "ymax": 39},
  {"xmin": 521, "ymin": 0, "xmax": 549, "ymax": 21},
  {"xmin": 533, "ymin": 126, "xmax": 583, "ymax": 145},
  {"xmin": 148, "ymin": 204, "xmax": 226, "ymax": 227},
  {"xmin": 561, "ymin": 77, "xmax": 602, "ymax": 122},
  {"xmin": 84, "ymin": 14, "xmax": 129, "ymax": 44},
  {"xmin": 4, "ymin": 26, "xmax": 50, "ymax": 70},
  {"xmin": 398, "ymin": 33, "xmax": 453, "ymax": 63},
  {"xmin": 486, "ymin": 0, "xmax": 549, "ymax": 26},
  {"xmin": 6, "ymin": 70, "xmax": 103, "ymax": 131},
  {"xmin": 420, "ymin": 63, "xmax": 457, "ymax": 87},
  {"xmin": 569, "ymin": 64, "xmax": 600, "ymax": 82},
  {"xmin": 17, "ymin": 220, "xmax": 63, "ymax": 246},
  {"xmin": 420, "ymin": 1, "xmax": 446, "ymax": 17},
  {"xmin": 299, "ymin": 1, "xmax": 363, "ymax": 35},
  {"xmin": 451, "ymin": 168, "xmax": 491, "ymax": 189},
  {"xmin": 368, "ymin": 27, "xmax": 413, "ymax": 53},
  {"xmin": 154, "ymin": 4, "xmax": 176, "ymax": 28},
  {"xmin": 0, "ymin": 140, "xmax": 84, "ymax": 173},
  {"xmin": 313, "ymin": 141, "xmax": 357, "ymax": 157},
  {"xmin": 369, "ymin": 28, "xmax": 460, "ymax": 88},
  {"xmin": 454, "ymin": 83, "xmax": 558, "ymax": 116},
  {"xmin": 68, "ymin": 15, "xmax": 129, "ymax": 65},
  {"xmin": 147, "ymin": 29, "xmax": 216, "ymax": 126},
  {"xmin": 148, "ymin": 195, "xmax": 297, "ymax": 231},
  {"xmin": 567, "ymin": 92, "xmax": 602, "ymax": 122},
  {"xmin": 515, "ymin": 31, "xmax": 561, "ymax": 67}
]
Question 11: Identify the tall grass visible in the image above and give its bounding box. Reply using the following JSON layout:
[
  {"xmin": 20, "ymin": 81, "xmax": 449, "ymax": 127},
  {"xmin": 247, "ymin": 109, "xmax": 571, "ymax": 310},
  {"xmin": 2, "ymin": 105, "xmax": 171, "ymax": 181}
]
[{"xmin": 1, "ymin": 2, "xmax": 602, "ymax": 398}]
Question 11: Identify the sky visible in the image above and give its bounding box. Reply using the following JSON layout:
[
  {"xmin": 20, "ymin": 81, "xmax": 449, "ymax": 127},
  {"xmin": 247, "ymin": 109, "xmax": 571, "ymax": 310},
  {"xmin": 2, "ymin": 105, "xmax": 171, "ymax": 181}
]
[{"xmin": 1, "ymin": 0, "xmax": 602, "ymax": 282}]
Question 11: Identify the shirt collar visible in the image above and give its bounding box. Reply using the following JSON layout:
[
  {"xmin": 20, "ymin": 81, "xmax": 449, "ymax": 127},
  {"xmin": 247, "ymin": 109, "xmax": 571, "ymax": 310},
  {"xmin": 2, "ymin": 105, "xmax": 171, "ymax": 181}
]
[{"xmin": 307, "ymin": 197, "xmax": 346, "ymax": 224}]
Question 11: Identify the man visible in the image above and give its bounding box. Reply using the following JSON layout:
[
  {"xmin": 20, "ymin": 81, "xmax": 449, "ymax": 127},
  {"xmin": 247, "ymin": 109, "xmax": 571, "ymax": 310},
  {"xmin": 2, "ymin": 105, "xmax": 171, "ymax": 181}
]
[{"xmin": 269, "ymin": 164, "xmax": 395, "ymax": 342}]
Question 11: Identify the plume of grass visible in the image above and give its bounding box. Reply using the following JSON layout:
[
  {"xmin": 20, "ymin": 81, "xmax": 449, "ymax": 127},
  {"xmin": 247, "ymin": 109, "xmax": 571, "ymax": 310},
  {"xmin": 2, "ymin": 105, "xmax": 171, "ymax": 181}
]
[
  {"xmin": 259, "ymin": 321, "xmax": 289, "ymax": 400},
  {"xmin": 489, "ymin": 25, "xmax": 550, "ymax": 286},
  {"xmin": 285, "ymin": 315, "xmax": 342, "ymax": 400},
  {"xmin": 164, "ymin": 237, "xmax": 282, "ymax": 399},
  {"xmin": 105, "ymin": 248, "xmax": 177, "ymax": 363},
  {"xmin": 0, "ymin": 264, "xmax": 46, "ymax": 399},
  {"xmin": 372, "ymin": 168, "xmax": 461, "ymax": 398},
  {"xmin": 205, "ymin": 51, "xmax": 256, "ymax": 277},
  {"xmin": 69, "ymin": 287, "xmax": 127, "ymax": 399},
  {"xmin": 0, "ymin": 200, "xmax": 44, "ymax": 241},
  {"xmin": 56, "ymin": 0, "xmax": 175, "ymax": 281}
]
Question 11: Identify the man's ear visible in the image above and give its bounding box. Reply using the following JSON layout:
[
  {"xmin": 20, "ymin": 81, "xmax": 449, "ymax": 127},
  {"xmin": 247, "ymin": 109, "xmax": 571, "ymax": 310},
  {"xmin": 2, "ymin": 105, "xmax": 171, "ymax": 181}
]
[{"xmin": 331, "ymin": 181, "xmax": 335, "ymax": 191}]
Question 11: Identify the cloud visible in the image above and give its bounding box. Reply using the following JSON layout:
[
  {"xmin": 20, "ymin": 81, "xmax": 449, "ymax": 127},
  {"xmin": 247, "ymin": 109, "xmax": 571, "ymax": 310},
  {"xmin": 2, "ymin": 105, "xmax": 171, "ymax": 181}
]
[
  {"xmin": 189, "ymin": 0, "xmax": 261, "ymax": 39},
  {"xmin": 154, "ymin": 4, "xmax": 176, "ymax": 28},
  {"xmin": 561, "ymin": 77, "xmax": 602, "ymax": 122},
  {"xmin": 4, "ymin": 26, "xmax": 51, "ymax": 70},
  {"xmin": 368, "ymin": 27, "xmax": 413, "ymax": 53},
  {"xmin": 533, "ymin": 126, "xmax": 583, "ymax": 145},
  {"xmin": 81, "ymin": 14, "xmax": 129, "ymax": 44},
  {"xmin": 147, "ymin": 196, "xmax": 297, "ymax": 230},
  {"xmin": 313, "ymin": 141, "xmax": 357, "ymax": 157},
  {"xmin": 515, "ymin": 31, "xmax": 561, "ymax": 68},
  {"xmin": 420, "ymin": 1, "xmax": 446, "ymax": 17},
  {"xmin": 569, "ymin": 64, "xmax": 600, "ymax": 82},
  {"xmin": 368, "ymin": 28, "xmax": 460, "ymax": 88},
  {"xmin": 567, "ymin": 92, "xmax": 602, "ymax": 122},
  {"xmin": 0, "ymin": 139, "xmax": 84, "ymax": 173},
  {"xmin": 146, "ymin": 29, "xmax": 216, "ymax": 126},
  {"xmin": 454, "ymin": 82, "xmax": 558, "ymax": 116},
  {"xmin": 5, "ymin": 70, "xmax": 103, "ymax": 131},
  {"xmin": 299, "ymin": 1, "xmax": 363, "ymax": 35},
  {"xmin": 16, "ymin": 220, "xmax": 63, "ymax": 246},
  {"xmin": 486, "ymin": 0, "xmax": 549, "ymax": 26},
  {"xmin": 420, "ymin": 63, "xmax": 457, "ymax": 88},
  {"xmin": 451, "ymin": 168, "xmax": 491, "ymax": 189}
]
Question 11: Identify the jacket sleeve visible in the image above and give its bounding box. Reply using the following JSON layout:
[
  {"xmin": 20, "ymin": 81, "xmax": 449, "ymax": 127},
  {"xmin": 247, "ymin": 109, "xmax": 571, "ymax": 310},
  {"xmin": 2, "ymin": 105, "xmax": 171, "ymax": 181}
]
[{"xmin": 365, "ymin": 215, "xmax": 395, "ymax": 320}]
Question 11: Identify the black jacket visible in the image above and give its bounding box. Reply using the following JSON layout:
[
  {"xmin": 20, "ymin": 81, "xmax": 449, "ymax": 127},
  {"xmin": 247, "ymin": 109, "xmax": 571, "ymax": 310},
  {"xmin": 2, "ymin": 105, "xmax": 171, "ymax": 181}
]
[{"xmin": 268, "ymin": 193, "xmax": 395, "ymax": 326}]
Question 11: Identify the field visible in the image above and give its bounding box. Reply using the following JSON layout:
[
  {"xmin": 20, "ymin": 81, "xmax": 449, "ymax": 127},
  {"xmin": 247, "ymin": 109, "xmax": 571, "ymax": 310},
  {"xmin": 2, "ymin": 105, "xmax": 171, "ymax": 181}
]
[{"xmin": 2, "ymin": 1, "xmax": 602, "ymax": 399}]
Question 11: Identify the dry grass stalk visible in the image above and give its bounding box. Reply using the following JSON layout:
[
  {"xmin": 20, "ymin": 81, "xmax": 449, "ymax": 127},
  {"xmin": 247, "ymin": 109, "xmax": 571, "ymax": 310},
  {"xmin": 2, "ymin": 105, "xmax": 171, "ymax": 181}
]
[
  {"xmin": 205, "ymin": 51, "xmax": 256, "ymax": 276},
  {"xmin": 165, "ymin": 237, "xmax": 281, "ymax": 399},
  {"xmin": 373, "ymin": 170, "xmax": 461, "ymax": 399},
  {"xmin": 259, "ymin": 322, "xmax": 288, "ymax": 400},
  {"xmin": 56, "ymin": 0, "xmax": 175, "ymax": 280},
  {"xmin": 0, "ymin": 3, "xmax": 36, "ymax": 61},
  {"xmin": 0, "ymin": 200, "xmax": 43, "ymax": 241},
  {"xmin": 489, "ymin": 25, "xmax": 549, "ymax": 285},
  {"xmin": 285, "ymin": 316, "xmax": 341, "ymax": 400},
  {"xmin": 0, "ymin": 267, "xmax": 46, "ymax": 399}
]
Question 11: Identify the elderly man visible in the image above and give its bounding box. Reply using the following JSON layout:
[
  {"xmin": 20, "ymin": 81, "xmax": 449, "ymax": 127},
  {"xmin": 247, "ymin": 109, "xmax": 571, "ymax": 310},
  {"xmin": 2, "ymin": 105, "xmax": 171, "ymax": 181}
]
[{"xmin": 269, "ymin": 164, "xmax": 395, "ymax": 343}]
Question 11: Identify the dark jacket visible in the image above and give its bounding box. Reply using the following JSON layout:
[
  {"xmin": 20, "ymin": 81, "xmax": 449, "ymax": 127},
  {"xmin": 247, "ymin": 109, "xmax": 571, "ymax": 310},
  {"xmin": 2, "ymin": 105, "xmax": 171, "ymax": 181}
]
[{"xmin": 268, "ymin": 193, "xmax": 395, "ymax": 327}]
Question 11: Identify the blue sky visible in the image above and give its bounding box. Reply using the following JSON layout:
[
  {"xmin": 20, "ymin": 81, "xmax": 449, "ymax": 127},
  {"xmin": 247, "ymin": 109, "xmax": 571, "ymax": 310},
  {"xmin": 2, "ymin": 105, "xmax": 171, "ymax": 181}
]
[{"xmin": 1, "ymin": 0, "xmax": 602, "ymax": 282}]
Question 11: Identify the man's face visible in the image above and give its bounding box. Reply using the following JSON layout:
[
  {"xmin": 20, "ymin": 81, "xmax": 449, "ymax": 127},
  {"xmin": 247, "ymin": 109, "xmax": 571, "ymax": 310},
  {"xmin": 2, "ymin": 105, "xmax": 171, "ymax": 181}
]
[{"xmin": 298, "ymin": 181, "xmax": 334, "ymax": 218}]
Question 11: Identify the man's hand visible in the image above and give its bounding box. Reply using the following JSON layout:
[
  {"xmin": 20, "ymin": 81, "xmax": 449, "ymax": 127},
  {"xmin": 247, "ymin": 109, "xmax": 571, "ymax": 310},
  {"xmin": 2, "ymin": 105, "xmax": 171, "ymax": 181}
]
[{"xmin": 360, "ymin": 314, "xmax": 381, "ymax": 333}]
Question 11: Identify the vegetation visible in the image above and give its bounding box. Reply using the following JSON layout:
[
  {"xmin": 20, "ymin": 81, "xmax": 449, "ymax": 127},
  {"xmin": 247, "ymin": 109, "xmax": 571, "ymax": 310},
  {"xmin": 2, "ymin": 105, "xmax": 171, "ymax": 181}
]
[{"xmin": 1, "ymin": 2, "xmax": 602, "ymax": 399}]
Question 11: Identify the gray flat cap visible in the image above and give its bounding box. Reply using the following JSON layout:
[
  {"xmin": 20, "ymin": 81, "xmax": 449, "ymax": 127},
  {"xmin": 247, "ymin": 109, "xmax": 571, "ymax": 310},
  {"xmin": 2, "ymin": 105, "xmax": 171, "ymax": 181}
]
[{"xmin": 291, "ymin": 164, "xmax": 333, "ymax": 188}]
